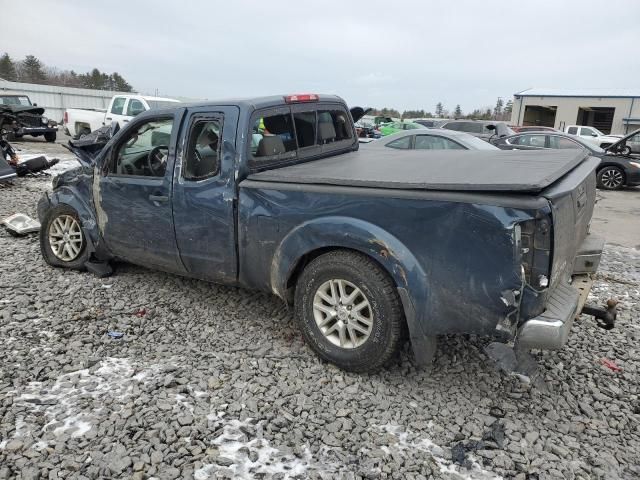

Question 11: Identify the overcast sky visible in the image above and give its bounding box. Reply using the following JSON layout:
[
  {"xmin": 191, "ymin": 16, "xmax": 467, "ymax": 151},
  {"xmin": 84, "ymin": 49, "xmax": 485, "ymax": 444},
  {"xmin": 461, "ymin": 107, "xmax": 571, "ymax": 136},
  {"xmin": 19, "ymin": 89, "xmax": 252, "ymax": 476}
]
[{"xmin": 2, "ymin": 0, "xmax": 639, "ymax": 113}]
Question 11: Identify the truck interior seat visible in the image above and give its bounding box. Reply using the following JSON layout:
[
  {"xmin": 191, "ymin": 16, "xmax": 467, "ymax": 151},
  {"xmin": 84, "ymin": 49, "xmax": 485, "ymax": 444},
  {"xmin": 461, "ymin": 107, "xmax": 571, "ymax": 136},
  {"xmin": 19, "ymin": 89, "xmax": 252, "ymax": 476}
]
[
  {"xmin": 318, "ymin": 120, "xmax": 336, "ymax": 143},
  {"xmin": 257, "ymin": 136, "xmax": 286, "ymax": 156}
]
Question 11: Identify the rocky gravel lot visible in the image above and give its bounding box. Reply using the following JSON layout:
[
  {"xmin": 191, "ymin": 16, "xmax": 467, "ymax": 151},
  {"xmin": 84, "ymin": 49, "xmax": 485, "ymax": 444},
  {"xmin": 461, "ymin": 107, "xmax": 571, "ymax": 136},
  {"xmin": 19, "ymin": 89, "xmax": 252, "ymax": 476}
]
[{"xmin": 1, "ymin": 167, "xmax": 639, "ymax": 478}]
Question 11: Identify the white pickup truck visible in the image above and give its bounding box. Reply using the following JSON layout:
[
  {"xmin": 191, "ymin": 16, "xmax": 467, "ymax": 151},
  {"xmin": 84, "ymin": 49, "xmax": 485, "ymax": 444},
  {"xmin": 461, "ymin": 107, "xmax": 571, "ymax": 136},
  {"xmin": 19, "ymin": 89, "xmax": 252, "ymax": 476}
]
[
  {"xmin": 564, "ymin": 125, "xmax": 622, "ymax": 149},
  {"xmin": 63, "ymin": 94, "xmax": 180, "ymax": 138}
]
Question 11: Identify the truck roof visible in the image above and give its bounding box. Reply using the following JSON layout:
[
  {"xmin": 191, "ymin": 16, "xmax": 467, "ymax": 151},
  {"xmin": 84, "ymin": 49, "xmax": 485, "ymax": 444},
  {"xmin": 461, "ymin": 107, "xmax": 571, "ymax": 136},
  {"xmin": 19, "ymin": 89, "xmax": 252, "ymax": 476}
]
[
  {"xmin": 180, "ymin": 94, "xmax": 347, "ymax": 111},
  {"xmin": 247, "ymin": 148, "xmax": 591, "ymax": 193}
]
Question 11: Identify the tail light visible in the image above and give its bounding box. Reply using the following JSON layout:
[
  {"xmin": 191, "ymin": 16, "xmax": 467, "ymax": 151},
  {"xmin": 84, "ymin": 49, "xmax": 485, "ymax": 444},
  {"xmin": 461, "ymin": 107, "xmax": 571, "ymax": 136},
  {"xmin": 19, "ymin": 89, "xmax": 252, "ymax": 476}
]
[
  {"xmin": 517, "ymin": 215, "xmax": 552, "ymax": 288},
  {"xmin": 63, "ymin": 111, "xmax": 68, "ymax": 124},
  {"xmin": 284, "ymin": 94, "xmax": 319, "ymax": 103}
]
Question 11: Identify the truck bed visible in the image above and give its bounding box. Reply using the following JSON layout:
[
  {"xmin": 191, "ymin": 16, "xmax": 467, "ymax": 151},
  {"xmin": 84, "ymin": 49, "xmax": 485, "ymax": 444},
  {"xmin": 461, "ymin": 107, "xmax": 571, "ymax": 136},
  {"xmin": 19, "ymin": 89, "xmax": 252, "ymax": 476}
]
[{"xmin": 248, "ymin": 149, "xmax": 589, "ymax": 193}]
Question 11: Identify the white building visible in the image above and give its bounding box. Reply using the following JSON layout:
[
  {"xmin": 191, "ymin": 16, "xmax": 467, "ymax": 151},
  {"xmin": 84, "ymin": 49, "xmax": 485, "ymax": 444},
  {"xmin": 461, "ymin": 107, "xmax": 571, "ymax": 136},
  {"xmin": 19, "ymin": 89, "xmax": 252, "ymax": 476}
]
[{"xmin": 510, "ymin": 88, "xmax": 640, "ymax": 135}]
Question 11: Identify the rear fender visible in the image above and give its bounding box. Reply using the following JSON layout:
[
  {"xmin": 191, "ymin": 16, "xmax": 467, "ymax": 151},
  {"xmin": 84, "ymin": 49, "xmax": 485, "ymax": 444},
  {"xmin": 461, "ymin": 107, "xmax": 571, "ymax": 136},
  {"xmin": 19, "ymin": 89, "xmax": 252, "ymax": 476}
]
[{"xmin": 271, "ymin": 216, "xmax": 429, "ymax": 338}]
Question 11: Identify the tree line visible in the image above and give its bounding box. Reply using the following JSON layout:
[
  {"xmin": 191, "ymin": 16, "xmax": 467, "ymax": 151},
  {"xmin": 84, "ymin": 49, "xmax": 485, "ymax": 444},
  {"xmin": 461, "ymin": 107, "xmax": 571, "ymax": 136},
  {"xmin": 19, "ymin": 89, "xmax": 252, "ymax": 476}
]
[
  {"xmin": 369, "ymin": 98, "xmax": 513, "ymax": 122},
  {"xmin": 0, "ymin": 52, "xmax": 134, "ymax": 92}
]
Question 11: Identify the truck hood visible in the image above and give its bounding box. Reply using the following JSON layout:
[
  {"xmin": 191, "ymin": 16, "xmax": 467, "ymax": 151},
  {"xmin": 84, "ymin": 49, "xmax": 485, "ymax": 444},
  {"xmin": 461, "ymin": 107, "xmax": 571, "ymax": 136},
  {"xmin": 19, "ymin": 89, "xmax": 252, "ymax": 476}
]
[
  {"xmin": 247, "ymin": 149, "xmax": 592, "ymax": 193},
  {"xmin": 63, "ymin": 125, "xmax": 114, "ymax": 166},
  {"xmin": 0, "ymin": 105, "xmax": 45, "ymax": 115}
]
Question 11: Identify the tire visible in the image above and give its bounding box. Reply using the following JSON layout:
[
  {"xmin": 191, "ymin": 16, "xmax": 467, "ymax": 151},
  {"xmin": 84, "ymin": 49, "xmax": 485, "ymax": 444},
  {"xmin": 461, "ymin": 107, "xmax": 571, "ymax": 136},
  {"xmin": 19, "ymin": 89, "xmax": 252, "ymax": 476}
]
[
  {"xmin": 294, "ymin": 250, "xmax": 403, "ymax": 372},
  {"xmin": 621, "ymin": 146, "xmax": 632, "ymax": 155},
  {"xmin": 596, "ymin": 166, "xmax": 625, "ymax": 190},
  {"xmin": 44, "ymin": 132, "xmax": 56, "ymax": 143},
  {"xmin": 40, "ymin": 204, "xmax": 88, "ymax": 270}
]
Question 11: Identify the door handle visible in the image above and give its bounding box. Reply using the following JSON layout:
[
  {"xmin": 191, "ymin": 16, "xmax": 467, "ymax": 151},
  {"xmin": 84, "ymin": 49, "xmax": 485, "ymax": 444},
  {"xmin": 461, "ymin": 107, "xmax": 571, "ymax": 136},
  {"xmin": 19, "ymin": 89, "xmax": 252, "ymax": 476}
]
[
  {"xmin": 149, "ymin": 194, "xmax": 168, "ymax": 203},
  {"xmin": 106, "ymin": 117, "xmax": 112, "ymax": 121},
  {"xmin": 123, "ymin": 120, "xmax": 129, "ymax": 123}
]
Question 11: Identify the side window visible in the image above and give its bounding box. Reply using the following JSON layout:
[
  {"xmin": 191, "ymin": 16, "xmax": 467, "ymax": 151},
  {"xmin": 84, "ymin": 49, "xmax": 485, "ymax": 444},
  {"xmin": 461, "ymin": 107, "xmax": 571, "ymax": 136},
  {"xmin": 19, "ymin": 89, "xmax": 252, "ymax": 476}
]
[
  {"xmin": 443, "ymin": 122, "xmax": 460, "ymax": 131},
  {"xmin": 414, "ymin": 135, "xmax": 465, "ymax": 150},
  {"xmin": 126, "ymin": 99, "xmax": 146, "ymax": 117},
  {"xmin": 111, "ymin": 117, "xmax": 173, "ymax": 177},
  {"xmin": 111, "ymin": 97, "xmax": 126, "ymax": 115},
  {"xmin": 519, "ymin": 134, "xmax": 546, "ymax": 147},
  {"xmin": 386, "ymin": 136, "xmax": 412, "ymax": 149},
  {"xmin": 567, "ymin": 127, "xmax": 578, "ymax": 135},
  {"xmin": 549, "ymin": 136, "xmax": 580, "ymax": 149},
  {"xmin": 580, "ymin": 127, "xmax": 595, "ymax": 136},
  {"xmin": 317, "ymin": 109, "xmax": 352, "ymax": 142},
  {"xmin": 184, "ymin": 120, "xmax": 221, "ymax": 180},
  {"xmin": 251, "ymin": 113, "xmax": 296, "ymax": 158}
]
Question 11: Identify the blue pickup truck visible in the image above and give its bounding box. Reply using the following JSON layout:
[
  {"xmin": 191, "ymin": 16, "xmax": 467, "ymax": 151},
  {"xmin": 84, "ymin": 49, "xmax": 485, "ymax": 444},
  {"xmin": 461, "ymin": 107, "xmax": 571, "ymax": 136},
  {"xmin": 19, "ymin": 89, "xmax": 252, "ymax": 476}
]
[{"xmin": 37, "ymin": 94, "xmax": 605, "ymax": 372}]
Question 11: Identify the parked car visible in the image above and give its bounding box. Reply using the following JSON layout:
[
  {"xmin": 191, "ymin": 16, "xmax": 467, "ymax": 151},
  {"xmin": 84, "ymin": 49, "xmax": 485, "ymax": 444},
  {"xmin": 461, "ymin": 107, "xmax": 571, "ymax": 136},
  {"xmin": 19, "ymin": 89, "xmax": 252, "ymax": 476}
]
[
  {"xmin": 63, "ymin": 94, "xmax": 180, "ymax": 139},
  {"xmin": 512, "ymin": 126, "xmax": 559, "ymax": 133},
  {"xmin": 411, "ymin": 118, "xmax": 449, "ymax": 128},
  {"xmin": 38, "ymin": 93, "xmax": 604, "ymax": 373},
  {"xmin": 564, "ymin": 125, "xmax": 622, "ymax": 149},
  {"xmin": 494, "ymin": 132, "xmax": 640, "ymax": 190},
  {"xmin": 0, "ymin": 94, "xmax": 58, "ymax": 142},
  {"xmin": 605, "ymin": 128, "xmax": 640, "ymax": 155},
  {"xmin": 379, "ymin": 121, "xmax": 426, "ymax": 136},
  {"xmin": 354, "ymin": 119, "xmax": 382, "ymax": 141},
  {"xmin": 439, "ymin": 120, "xmax": 515, "ymax": 142},
  {"xmin": 361, "ymin": 129, "xmax": 500, "ymax": 151}
]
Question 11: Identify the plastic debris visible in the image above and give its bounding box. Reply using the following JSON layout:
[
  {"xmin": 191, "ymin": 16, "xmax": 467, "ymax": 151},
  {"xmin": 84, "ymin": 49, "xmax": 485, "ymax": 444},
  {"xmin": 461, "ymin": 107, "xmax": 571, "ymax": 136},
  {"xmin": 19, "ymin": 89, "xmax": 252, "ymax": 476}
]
[
  {"xmin": 2, "ymin": 213, "xmax": 41, "ymax": 235},
  {"xmin": 134, "ymin": 308, "xmax": 146, "ymax": 317},
  {"xmin": 107, "ymin": 331, "xmax": 124, "ymax": 339},
  {"xmin": 600, "ymin": 358, "xmax": 622, "ymax": 372}
]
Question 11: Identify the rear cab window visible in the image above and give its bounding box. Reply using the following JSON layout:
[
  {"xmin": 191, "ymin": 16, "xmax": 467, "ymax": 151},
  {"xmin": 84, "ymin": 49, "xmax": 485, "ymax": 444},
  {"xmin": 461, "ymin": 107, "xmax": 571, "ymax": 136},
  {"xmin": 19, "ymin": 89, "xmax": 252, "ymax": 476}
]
[{"xmin": 249, "ymin": 102, "xmax": 355, "ymax": 170}]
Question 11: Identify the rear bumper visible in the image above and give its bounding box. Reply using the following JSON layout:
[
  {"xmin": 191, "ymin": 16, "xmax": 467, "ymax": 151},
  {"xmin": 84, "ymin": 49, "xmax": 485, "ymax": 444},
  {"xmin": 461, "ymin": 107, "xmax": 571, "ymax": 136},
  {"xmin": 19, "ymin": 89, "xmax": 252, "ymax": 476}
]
[{"xmin": 517, "ymin": 235, "xmax": 603, "ymax": 350}]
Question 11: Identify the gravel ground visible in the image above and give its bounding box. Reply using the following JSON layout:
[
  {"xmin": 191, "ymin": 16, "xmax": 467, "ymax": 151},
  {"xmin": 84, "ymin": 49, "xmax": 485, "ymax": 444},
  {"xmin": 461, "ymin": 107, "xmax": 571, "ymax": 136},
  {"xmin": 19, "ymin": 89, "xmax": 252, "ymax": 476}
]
[{"xmin": 1, "ymin": 172, "xmax": 639, "ymax": 479}]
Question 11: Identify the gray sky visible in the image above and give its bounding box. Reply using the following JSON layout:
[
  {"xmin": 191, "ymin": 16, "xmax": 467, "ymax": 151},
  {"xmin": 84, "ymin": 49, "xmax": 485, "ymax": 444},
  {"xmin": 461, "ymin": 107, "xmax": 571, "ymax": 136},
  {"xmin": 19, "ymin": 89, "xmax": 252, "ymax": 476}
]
[{"xmin": 2, "ymin": 0, "xmax": 639, "ymax": 113}]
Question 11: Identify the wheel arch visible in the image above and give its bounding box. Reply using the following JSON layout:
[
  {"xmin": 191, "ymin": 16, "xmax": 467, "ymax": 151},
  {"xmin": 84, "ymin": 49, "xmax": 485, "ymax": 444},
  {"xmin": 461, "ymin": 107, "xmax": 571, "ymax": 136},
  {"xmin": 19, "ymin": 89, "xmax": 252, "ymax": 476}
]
[
  {"xmin": 46, "ymin": 187, "xmax": 100, "ymax": 256},
  {"xmin": 273, "ymin": 216, "xmax": 433, "ymax": 364}
]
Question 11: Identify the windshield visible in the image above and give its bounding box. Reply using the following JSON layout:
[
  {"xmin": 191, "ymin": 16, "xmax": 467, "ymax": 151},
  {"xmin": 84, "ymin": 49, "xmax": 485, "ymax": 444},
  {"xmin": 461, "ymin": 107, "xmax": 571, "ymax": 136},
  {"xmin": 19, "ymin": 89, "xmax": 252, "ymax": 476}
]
[
  {"xmin": 0, "ymin": 95, "xmax": 32, "ymax": 106},
  {"xmin": 145, "ymin": 100, "xmax": 180, "ymax": 110}
]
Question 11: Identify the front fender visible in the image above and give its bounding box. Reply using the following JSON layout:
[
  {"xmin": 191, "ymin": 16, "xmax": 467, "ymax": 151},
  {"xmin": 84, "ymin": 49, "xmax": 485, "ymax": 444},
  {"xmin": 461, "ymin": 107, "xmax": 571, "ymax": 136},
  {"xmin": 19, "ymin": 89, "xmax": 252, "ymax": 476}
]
[{"xmin": 271, "ymin": 216, "xmax": 429, "ymax": 335}]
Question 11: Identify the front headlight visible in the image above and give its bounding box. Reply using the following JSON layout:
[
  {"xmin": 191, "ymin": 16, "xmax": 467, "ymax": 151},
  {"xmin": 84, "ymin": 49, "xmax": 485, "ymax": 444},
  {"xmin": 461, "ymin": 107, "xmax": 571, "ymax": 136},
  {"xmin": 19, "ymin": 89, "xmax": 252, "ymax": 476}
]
[
  {"xmin": 41, "ymin": 117, "xmax": 48, "ymax": 125},
  {"xmin": 629, "ymin": 161, "xmax": 640, "ymax": 169}
]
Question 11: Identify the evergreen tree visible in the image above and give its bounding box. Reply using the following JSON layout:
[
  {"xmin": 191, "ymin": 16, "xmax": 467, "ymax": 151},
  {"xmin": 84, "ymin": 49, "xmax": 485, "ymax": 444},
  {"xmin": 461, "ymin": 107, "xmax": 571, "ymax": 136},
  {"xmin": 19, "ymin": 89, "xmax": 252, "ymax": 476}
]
[
  {"xmin": 0, "ymin": 53, "xmax": 17, "ymax": 81},
  {"xmin": 454, "ymin": 104, "xmax": 462, "ymax": 118},
  {"xmin": 20, "ymin": 55, "xmax": 46, "ymax": 83},
  {"xmin": 112, "ymin": 72, "xmax": 133, "ymax": 92},
  {"xmin": 504, "ymin": 100, "xmax": 513, "ymax": 118},
  {"xmin": 435, "ymin": 102, "xmax": 444, "ymax": 117},
  {"xmin": 493, "ymin": 97, "xmax": 504, "ymax": 119}
]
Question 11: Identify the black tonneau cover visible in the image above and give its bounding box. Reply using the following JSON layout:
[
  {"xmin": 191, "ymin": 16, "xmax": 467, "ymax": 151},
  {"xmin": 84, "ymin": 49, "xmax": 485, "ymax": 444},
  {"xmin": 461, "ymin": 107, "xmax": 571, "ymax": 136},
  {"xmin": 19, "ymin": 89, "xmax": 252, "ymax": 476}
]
[{"xmin": 248, "ymin": 149, "xmax": 589, "ymax": 193}]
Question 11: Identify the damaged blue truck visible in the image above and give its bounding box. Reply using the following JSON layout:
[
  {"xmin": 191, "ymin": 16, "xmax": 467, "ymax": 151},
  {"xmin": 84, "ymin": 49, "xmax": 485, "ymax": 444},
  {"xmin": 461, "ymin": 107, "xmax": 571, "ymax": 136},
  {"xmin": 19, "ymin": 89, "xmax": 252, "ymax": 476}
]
[{"xmin": 37, "ymin": 94, "xmax": 613, "ymax": 372}]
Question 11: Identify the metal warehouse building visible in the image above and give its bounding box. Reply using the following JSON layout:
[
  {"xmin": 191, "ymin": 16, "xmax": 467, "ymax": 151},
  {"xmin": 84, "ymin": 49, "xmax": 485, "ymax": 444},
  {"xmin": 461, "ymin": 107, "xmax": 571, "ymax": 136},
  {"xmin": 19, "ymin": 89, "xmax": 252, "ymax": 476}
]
[{"xmin": 510, "ymin": 88, "xmax": 640, "ymax": 135}]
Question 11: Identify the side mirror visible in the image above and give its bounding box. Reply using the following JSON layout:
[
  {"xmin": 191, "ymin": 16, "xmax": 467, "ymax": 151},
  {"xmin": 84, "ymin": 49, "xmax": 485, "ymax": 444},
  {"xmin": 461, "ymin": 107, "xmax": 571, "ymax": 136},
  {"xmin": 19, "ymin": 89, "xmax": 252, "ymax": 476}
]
[
  {"xmin": 110, "ymin": 120, "xmax": 120, "ymax": 138},
  {"xmin": 486, "ymin": 124, "xmax": 497, "ymax": 131},
  {"xmin": 33, "ymin": 103, "xmax": 38, "ymax": 106},
  {"xmin": 592, "ymin": 132, "xmax": 598, "ymax": 137}
]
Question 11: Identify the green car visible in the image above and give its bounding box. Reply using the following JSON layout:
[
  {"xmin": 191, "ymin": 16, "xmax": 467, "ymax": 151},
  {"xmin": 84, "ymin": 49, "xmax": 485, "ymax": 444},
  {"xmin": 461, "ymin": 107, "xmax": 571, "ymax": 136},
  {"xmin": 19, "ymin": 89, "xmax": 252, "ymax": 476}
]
[{"xmin": 379, "ymin": 121, "xmax": 426, "ymax": 136}]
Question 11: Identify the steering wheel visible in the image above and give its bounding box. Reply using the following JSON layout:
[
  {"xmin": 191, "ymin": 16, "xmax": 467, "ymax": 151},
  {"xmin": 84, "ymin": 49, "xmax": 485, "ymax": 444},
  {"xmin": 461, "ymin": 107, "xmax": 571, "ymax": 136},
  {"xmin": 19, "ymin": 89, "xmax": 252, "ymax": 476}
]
[{"xmin": 147, "ymin": 145, "xmax": 169, "ymax": 176}]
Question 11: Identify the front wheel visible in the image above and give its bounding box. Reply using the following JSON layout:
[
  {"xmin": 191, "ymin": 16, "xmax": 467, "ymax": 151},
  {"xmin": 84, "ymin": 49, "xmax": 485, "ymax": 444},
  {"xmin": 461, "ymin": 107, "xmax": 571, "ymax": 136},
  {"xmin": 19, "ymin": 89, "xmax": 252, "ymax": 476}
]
[
  {"xmin": 44, "ymin": 132, "xmax": 56, "ymax": 143},
  {"xmin": 597, "ymin": 166, "xmax": 625, "ymax": 190},
  {"xmin": 294, "ymin": 250, "xmax": 404, "ymax": 372},
  {"xmin": 40, "ymin": 205, "xmax": 88, "ymax": 270}
]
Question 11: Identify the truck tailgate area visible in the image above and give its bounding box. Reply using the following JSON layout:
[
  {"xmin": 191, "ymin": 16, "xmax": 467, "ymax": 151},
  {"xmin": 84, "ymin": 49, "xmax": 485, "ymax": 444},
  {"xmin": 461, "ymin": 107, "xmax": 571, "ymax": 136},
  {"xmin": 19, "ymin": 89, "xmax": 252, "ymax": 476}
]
[{"xmin": 248, "ymin": 149, "xmax": 590, "ymax": 193}]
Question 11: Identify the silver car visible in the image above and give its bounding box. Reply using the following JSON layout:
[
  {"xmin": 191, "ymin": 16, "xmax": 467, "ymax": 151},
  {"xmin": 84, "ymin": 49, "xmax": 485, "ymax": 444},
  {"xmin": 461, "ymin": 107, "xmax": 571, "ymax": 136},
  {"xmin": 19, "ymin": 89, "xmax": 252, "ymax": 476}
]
[{"xmin": 361, "ymin": 128, "xmax": 500, "ymax": 151}]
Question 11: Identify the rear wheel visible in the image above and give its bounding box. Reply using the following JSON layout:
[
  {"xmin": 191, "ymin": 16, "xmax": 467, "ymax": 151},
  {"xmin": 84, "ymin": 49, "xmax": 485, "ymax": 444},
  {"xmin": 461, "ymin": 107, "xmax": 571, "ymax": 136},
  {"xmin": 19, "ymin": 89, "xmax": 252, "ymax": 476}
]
[
  {"xmin": 597, "ymin": 166, "xmax": 625, "ymax": 190},
  {"xmin": 294, "ymin": 250, "xmax": 403, "ymax": 372},
  {"xmin": 44, "ymin": 132, "xmax": 56, "ymax": 143},
  {"xmin": 40, "ymin": 205, "xmax": 88, "ymax": 270}
]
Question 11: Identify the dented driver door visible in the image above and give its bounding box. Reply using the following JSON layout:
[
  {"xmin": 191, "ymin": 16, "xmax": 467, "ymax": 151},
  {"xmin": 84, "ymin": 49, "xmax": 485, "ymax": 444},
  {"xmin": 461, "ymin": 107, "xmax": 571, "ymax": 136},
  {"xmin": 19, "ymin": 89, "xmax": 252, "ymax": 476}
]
[{"xmin": 95, "ymin": 111, "xmax": 186, "ymax": 272}]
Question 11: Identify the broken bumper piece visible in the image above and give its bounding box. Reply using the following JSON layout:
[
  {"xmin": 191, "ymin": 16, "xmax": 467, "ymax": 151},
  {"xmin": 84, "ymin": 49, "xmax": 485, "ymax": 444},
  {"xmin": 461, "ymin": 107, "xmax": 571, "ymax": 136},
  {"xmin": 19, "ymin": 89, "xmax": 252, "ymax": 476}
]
[{"xmin": 2, "ymin": 213, "xmax": 41, "ymax": 235}]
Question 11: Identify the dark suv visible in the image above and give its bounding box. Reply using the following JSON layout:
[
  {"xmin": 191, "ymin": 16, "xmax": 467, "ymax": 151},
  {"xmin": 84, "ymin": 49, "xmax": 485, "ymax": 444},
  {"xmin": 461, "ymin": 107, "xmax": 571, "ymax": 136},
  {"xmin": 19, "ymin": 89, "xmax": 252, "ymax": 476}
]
[{"xmin": 439, "ymin": 120, "xmax": 514, "ymax": 142}]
